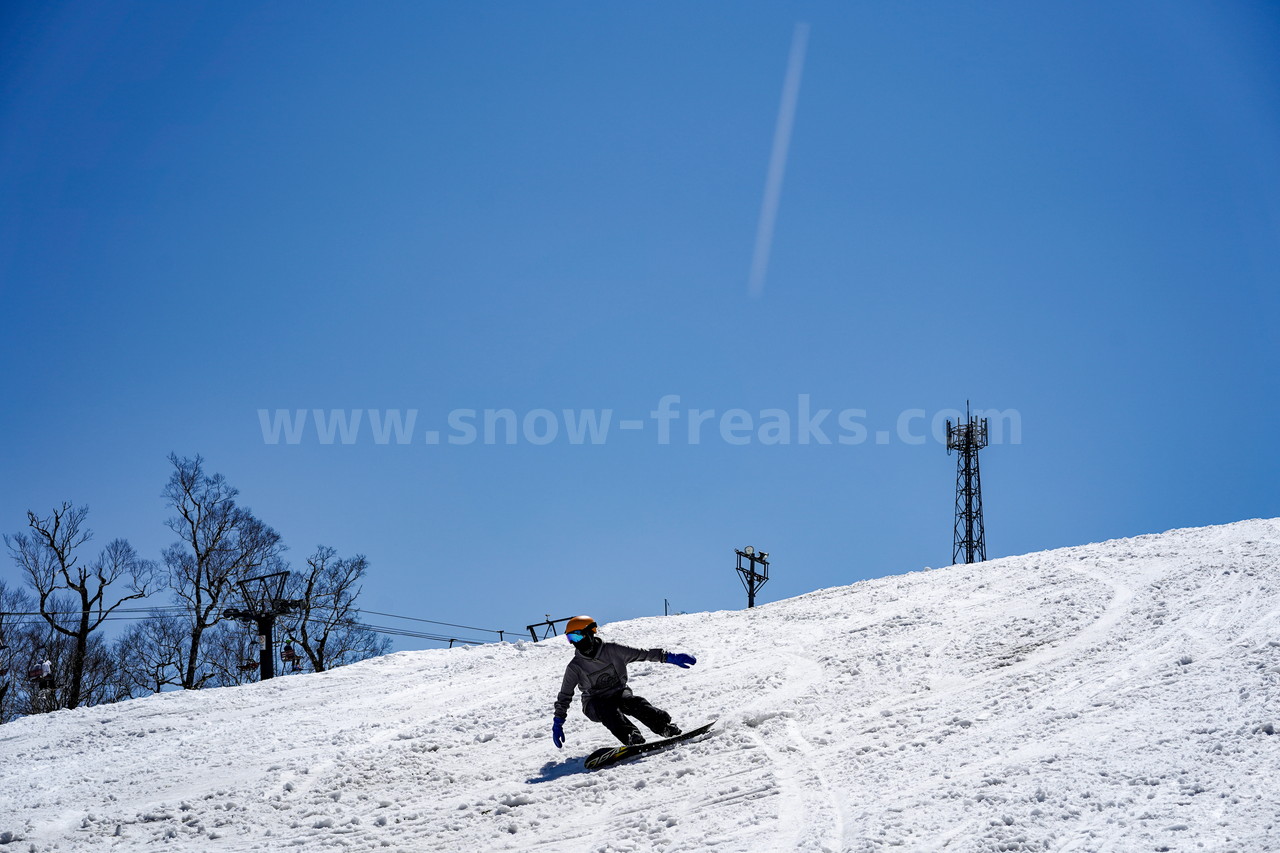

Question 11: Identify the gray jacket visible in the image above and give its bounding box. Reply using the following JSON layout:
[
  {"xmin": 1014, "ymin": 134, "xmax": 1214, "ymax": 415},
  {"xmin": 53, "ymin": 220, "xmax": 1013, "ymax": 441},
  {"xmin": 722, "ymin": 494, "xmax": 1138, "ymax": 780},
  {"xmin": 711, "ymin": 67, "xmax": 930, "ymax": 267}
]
[{"xmin": 554, "ymin": 641, "xmax": 666, "ymax": 719}]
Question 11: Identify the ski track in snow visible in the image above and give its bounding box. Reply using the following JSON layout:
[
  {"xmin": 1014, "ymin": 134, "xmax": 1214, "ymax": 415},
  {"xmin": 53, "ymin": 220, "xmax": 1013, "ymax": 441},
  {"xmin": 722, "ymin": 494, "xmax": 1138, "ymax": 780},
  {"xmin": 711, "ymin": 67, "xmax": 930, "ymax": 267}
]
[{"xmin": 2, "ymin": 518, "xmax": 1279, "ymax": 851}]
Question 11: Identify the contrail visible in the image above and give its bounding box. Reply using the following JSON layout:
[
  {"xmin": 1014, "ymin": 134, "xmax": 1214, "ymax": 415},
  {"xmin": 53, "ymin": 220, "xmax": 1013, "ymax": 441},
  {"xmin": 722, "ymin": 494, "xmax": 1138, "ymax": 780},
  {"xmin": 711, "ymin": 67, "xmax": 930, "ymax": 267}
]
[{"xmin": 749, "ymin": 22, "xmax": 809, "ymax": 298}]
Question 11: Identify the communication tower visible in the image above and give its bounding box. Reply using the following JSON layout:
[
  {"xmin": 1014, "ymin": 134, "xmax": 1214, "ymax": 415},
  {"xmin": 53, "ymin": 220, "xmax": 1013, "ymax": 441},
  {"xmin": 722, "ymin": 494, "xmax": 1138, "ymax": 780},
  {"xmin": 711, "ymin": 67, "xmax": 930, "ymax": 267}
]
[{"xmin": 946, "ymin": 402, "xmax": 989, "ymax": 565}]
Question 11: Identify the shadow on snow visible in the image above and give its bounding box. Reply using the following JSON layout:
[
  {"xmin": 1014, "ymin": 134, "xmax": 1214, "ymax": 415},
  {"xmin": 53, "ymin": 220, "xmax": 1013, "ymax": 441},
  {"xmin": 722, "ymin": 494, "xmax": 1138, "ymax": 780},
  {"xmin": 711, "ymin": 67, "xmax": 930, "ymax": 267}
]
[{"xmin": 526, "ymin": 757, "xmax": 591, "ymax": 784}]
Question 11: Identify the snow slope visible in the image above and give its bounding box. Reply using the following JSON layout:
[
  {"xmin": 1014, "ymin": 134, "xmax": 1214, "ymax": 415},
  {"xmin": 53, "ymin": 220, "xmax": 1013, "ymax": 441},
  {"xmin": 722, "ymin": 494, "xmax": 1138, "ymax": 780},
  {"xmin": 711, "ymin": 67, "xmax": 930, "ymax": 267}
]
[{"xmin": 2, "ymin": 519, "xmax": 1279, "ymax": 852}]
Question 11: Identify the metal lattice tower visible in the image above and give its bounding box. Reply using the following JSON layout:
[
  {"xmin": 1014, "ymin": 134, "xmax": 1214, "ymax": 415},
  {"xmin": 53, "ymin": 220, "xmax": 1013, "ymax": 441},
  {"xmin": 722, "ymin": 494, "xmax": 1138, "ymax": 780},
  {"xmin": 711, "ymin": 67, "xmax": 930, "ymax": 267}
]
[{"xmin": 946, "ymin": 402, "xmax": 989, "ymax": 565}]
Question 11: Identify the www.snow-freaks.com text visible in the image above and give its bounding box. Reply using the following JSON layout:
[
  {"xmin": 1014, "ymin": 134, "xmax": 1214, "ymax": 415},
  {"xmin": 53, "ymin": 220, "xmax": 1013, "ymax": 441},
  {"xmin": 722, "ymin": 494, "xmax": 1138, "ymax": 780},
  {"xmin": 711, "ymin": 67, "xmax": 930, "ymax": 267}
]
[{"xmin": 257, "ymin": 396, "xmax": 1022, "ymax": 448}]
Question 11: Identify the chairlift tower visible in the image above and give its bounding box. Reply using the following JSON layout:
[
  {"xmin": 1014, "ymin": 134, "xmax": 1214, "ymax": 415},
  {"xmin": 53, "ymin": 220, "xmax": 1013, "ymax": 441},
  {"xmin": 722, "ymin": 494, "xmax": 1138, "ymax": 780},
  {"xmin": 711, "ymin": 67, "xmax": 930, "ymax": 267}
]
[
  {"xmin": 946, "ymin": 402, "xmax": 989, "ymax": 565},
  {"xmin": 224, "ymin": 572, "xmax": 304, "ymax": 681},
  {"xmin": 735, "ymin": 546, "xmax": 770, "ymax": 608}
]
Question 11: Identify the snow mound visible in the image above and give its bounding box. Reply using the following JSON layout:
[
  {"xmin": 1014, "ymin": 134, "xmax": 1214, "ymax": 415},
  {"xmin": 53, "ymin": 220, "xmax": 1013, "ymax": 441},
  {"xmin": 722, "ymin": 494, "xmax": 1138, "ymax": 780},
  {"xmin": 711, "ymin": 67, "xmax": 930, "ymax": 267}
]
[{"xmin": 3, "ymin": 518, "xmax": 1279, "ymax": 851}]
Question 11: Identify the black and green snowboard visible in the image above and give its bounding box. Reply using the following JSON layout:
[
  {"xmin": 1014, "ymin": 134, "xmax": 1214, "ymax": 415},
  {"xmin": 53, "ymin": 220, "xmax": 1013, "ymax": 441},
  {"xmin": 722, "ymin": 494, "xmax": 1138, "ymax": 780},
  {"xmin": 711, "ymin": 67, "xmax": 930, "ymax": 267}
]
[{"xmin": 584, "ymin": 720, "xmax": 716, "ymax": 771}]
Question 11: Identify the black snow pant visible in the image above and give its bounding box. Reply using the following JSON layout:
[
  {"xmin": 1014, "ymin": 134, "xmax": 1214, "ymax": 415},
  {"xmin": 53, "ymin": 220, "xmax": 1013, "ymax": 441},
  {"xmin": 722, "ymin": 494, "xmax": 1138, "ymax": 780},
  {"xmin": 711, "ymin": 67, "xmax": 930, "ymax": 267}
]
[{"xmin": 584, "ymin": 690, "xmax": 673, "ymax": 745}]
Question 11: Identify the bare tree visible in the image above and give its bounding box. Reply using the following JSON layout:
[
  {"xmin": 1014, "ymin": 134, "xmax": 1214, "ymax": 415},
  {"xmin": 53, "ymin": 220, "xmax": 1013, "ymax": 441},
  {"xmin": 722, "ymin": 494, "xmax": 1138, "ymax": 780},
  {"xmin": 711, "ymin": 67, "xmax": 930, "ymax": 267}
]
[
  {"xmin": 76, "ymin": 633, "xmax": 129, "ymax": 707},
  {"xmin": 285, "ymin": 546, "xmax": 390, "ymax": 672},
  {"xmin": 162, "ymin": 454, "xmax": 284, "ymax": 689},
  {"xmin": 115, "ymin": 611, "xmax": 188, "ymax": 696},
  {"xmin": 4, "ymin": 504, "xmax": 157, "ymax": 709},
  {"xmin": 201, "ymin": 621, "xmax": 262, "ymax": 687},
  {"xmin": 0, "ymin": 598, "xmax": 74, "ymax": 720},
  {"xmin": 0, "ymin": 580, "xmax": 35, "ymax": 723}
]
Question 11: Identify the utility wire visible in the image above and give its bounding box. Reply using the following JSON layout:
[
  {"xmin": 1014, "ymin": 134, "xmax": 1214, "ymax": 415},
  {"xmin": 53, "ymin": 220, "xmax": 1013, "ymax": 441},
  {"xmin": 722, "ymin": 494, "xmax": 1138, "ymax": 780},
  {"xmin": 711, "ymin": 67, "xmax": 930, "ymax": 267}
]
[
  {"xmin": 1, "ymin": 605, "xmax": 516, "ymax": 647},
  {"xmin": 353, "ymin": 622, "xmax": 488, "ymax": 646},
  {"xmin": 354, "ymin": 609, "xmax": 512, "ymax": 637},
  {"xmin": 3, "ymin": 604, "xmax": 519, "ymax": 637},
  {"xmin": 0, "ymin": 605, "xmax": 187, "ymax": 617}
]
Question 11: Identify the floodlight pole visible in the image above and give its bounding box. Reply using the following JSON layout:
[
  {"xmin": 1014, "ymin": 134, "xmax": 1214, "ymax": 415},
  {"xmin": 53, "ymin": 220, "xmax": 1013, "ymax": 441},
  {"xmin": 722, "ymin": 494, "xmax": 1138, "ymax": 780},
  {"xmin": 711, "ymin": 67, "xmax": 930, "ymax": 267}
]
[{"xmin": 735, "ymin": 547, "xmax": 770, "ymax": 608}]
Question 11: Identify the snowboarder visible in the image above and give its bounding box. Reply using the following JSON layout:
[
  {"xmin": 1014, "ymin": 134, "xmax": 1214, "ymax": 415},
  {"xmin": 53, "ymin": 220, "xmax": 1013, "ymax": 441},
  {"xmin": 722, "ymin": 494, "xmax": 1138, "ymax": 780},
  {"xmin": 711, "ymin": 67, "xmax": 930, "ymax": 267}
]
[{"xmin": 551, "ymin": 615, "xmax": 697, "ymax": 749}]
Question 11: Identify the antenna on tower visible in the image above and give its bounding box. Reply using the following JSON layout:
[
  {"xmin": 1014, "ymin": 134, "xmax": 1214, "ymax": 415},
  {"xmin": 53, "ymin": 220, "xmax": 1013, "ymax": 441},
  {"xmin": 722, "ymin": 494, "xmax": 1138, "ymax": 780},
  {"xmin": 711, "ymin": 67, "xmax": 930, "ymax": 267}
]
[{"xmin": 946, "ymin": 401, "xmax": 990, "ymax": 565}]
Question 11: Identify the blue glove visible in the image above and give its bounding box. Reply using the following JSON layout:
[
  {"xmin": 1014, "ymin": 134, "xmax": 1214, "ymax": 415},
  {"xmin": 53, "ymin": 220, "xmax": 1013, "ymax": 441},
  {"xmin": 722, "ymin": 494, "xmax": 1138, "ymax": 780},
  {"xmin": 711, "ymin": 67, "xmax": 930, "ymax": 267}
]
[
  {"xmin": 552, "ymin": 717, "xmax": 565, "ymax": 749},
  {"xmin": 665, "ymin": 652, "xmax": 696, "ymax": 669}
]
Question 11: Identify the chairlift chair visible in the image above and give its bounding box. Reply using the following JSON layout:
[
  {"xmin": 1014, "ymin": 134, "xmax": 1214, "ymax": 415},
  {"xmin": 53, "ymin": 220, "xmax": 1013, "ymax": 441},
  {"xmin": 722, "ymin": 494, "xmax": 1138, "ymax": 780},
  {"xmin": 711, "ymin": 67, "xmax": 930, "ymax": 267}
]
[
  {"xmin": 280, "ymin": 641, "xmax": 301, "ymax": 672},
  {"xmin": 239, "ymin": 636, "xmax": 262, "ymax": 673},
  {"xmin": 27, "ymin": 664, "xmax": 55, "ymax": 691}
]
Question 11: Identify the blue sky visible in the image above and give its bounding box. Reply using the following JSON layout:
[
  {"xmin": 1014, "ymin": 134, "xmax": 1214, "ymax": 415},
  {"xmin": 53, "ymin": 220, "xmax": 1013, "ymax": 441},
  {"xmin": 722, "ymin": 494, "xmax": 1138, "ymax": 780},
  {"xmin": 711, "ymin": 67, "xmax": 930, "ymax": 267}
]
[{"xmin": 2, "ymin": 1, "xmax": 1278, "ymax": 649}]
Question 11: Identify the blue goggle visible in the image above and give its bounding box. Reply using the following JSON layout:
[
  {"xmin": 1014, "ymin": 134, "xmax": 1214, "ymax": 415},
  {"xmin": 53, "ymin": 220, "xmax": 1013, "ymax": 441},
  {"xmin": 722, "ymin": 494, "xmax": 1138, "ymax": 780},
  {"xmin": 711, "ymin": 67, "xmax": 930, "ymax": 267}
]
[{"xmin": 566, "ymin": 631, "xmax": 587, "ymax": 644}]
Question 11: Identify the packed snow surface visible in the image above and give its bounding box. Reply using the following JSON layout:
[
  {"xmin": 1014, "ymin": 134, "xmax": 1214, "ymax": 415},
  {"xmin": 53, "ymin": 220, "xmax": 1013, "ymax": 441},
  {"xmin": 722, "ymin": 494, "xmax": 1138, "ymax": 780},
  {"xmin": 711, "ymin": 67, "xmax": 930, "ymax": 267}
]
[{"xmin": 3, "ymin": 519, "xmax": 1279, "ymax": 852}]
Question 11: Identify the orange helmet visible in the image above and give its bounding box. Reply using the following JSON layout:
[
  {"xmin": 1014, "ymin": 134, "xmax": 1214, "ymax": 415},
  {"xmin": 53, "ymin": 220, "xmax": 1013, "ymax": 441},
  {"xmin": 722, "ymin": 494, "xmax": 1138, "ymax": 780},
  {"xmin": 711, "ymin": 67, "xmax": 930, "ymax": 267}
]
[{"xmin": 564, "ymin": 615, "xmax": 598, "ymax": 641}]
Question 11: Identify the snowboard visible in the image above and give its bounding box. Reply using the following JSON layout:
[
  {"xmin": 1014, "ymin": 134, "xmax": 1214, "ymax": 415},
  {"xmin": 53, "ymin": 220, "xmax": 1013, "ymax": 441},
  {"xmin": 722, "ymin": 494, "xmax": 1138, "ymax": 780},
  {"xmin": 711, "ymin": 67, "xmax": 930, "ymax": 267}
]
[{"xmin": 584, "ymin": 720, "xmax": 716, "ymax": 771}]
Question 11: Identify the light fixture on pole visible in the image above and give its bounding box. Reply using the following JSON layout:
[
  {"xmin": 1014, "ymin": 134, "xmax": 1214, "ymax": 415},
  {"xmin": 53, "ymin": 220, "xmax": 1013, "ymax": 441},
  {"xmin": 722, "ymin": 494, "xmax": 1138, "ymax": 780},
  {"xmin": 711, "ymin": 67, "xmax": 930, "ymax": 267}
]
[{"xmin": 735, "ymin": 546, "xmax": 770, "ymax": 608}]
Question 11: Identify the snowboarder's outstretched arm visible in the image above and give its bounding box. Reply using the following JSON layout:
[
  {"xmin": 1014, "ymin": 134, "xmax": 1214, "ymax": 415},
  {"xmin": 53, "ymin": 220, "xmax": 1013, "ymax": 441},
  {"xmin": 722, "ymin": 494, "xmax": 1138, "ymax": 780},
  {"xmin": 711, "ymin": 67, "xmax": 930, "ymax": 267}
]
[
  {"xmin": 552, "ymin": 716, "xmax": 565, "ymax": 748},
  {"xmin": 553, "ymin": 665, "xmax": 579, "ymax": 720},
  {"xmin": 603, "ymin": 642, "xmax": 697, "ymax": 671},
  {"xmin": 606, "ymin": 643, "xmax": 696, "ymax": 668},
  {"xmin": 552, "ymin": 666, "xmax": 579, "ymax": 748},
  {"xmin": 605, "ymin": 642, "xmax": 666, "ymax": 665}
]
